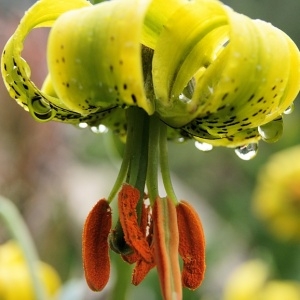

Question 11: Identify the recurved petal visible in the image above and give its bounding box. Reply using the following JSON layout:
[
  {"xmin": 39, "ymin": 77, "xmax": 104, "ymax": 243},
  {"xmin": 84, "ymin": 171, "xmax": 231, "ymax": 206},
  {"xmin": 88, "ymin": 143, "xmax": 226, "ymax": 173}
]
[
  {"xmin": 1, "ymin": 0, "xmax": 92, "ymax": 123},
  {"xmin": 47, "ymin": 0, "xmax": 153, "ymax": 115}
]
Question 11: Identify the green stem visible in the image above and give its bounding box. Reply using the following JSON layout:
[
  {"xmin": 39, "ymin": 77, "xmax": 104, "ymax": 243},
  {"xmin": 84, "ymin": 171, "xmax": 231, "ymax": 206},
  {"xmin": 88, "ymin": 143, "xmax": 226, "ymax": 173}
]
[
  {"xmin": 125, "ymin": 106, "xmax": 150, "ymax": 220},
  {"xmin": 108, "ymin": 252, "xmax": 133, "ymax": 300},
  {"xmin": 107, "ymin": 138, "xmax": 130, "ymax": 203},
  {"xmin": 146, "ymin": 114, "xmax": 161, "ymax": 205},
  {"xmin": 159, "ymin": 122, "xmax": 179, "ymax": 205},
  {"xmin": 0, "ymin": 196, "xmax": 48, "ymax": 300}
]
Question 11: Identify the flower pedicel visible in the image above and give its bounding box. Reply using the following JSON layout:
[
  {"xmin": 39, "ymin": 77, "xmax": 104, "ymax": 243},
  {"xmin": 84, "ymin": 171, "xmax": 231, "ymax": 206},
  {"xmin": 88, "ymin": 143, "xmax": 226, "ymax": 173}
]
[{"xmin": 1, "ymin": 0, "xmax": 300, "ymax": 299}]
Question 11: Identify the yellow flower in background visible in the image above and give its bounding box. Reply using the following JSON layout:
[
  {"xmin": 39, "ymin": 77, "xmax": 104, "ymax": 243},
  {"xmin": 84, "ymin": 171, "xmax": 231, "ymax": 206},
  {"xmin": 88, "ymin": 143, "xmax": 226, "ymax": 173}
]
[
  {"xmin": 0, "ymin": 240, "xmax": 61, "ymax": 300},
  {"xmin": 223, "ymin": 259, "xmax": 269, "ymax": 300},
  {"xmin": 261, "ymin": 281, "xmax": 300, "ymax": 300},
  {"xmin": 223, "ymin": 259, "xmax": 300, "ymax": 300},
  {"xmin": 252, "ymin": 145, "xmax": 300, "ymax": 241}
]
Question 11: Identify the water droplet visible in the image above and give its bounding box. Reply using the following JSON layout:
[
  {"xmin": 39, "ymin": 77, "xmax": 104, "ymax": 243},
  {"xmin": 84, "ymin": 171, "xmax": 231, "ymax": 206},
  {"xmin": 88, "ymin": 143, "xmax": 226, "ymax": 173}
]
[
  {"xmin": 179, "ymin": 93, "xmax": 190, "ymax": 103},
  {"xmin": 195, "ymin": 141, "xmax": 213, "ymax": 152},
  {"xmin": 258, "ymin": 117, "xmax": 283, "ymax": 143},
  {"xmin": 90, "ymin": 124, "xmax": 108, "ymax": 134},
  {"xmin": 235, "ymin": 143, "xmax": 258, "ymax": 160},
  {"xmin": 283, "ymin": 103, "xmax": 294, "ymax": 115},
  {"xmin": 176, "ymin": 137, "xmax": 185, "ymax": 143},
  {"xmin": 208, "ymin": 86, "xmax": 214, "ymax": 94},
  {"xmin": 30, "ymin": 96, "xmax": 55, "ymax": 121},
  {"xmin": 179, "ymin": 77, "xmax": 195, "ymax": 102},
  {"xmin": 78, "ymin": 122, "xmax": 88, "ymax": 129}
]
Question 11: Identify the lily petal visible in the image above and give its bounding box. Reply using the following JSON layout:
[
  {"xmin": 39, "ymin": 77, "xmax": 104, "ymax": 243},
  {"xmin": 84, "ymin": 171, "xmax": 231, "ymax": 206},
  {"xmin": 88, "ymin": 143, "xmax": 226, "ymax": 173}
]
[{"xmin": 1, "ymin": 0, "xmax": 91, "ymax": 123}]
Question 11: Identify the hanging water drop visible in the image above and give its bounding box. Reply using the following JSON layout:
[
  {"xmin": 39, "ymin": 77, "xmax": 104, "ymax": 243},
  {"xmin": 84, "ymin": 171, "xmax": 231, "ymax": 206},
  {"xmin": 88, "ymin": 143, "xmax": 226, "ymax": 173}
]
[
  {"xmin": 195, "ymin": 141, "xmax": 213, "ymax": 152},
  {"xmin": 235, "ymin": 143, "xmax": 258, "ymax": 160},
  {"xmin": 258, "ymin": 117, "xmax": 283, "ymax": 143},
  {"xmin": 78, "ymin": 122, "xmax": 88, "ymax": 129},
  {"xmin": 90, "ymin": 124, "xmax": 108, "ymax": 134},
  {"xmin": 30, "ymin": 96, "xmax": 55, "ymax": 121},
  {"xmin": 175, "ymin": 137, "xmax": 185, "ymax": 143},
  {"xmin": 283, "ymin": 103, "xmax": 294, "ymax": 115}
]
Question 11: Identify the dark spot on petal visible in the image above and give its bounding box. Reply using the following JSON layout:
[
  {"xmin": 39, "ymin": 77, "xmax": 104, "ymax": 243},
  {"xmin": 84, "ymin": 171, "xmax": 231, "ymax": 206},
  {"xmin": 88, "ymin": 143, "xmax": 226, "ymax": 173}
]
[
  {"xmin": 131, "ymin": 94, "xmax": 137, "ymax": 103},
  {"xmin": 217, "ymin": 105, "xmax": 226, "ymax": 111},
  {"xmin": 257, "ymin": 97, "xmax": 264, "ymax": 103},
  {"xmin": 247, "ymin": 94, "xmax": 255, "ymax": 102},
  {"xmin": 222, "ymin": 93, "xmax": 228, "ymax": 101}
]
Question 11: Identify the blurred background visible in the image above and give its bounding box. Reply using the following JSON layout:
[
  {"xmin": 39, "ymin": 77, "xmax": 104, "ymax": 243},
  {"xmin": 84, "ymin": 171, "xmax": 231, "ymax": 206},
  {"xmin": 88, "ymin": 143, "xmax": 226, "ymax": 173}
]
[{"xmin": 0, "ymin": 0, "xmax": 300, "ymax": 299}]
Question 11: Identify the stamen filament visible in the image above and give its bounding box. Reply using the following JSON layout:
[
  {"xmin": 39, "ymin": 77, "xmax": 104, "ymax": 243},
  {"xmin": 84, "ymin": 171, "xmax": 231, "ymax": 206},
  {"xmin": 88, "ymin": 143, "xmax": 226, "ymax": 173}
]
[
  {"xmin": 159, "ymin": 122, "xmax": 179, "ymax": 205},
  {"xmin": 125, "ymin": 107, "xmax": 150, "ymax": 220},
  {"xmin": 146, "ymin": 114, "xmax": 161, "ymax": 205}
]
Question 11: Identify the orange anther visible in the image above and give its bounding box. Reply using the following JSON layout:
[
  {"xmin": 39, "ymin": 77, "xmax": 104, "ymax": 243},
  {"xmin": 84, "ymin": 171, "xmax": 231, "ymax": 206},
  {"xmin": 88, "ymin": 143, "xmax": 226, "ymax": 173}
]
[
  {"xmin": 118, "ymin": 184, "xmax": 153, "ymax": 263},
  {"xmin": 176, "ymin": 201, "xmax": 206, "ymax": 290},
  {"xmin": 82, "ymin": 199, "xmax": 112, "ymax": 291}
]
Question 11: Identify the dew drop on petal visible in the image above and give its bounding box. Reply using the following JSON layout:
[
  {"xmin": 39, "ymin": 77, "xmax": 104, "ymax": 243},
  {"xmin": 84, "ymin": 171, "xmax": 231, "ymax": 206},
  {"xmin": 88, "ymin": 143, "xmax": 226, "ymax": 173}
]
[
  {"xmin": 78, "ymin": 122, "xmax": 88, "ymax": 129},
  {"xmin": 195, "ymin": 141, "xmax": 213, "ymax": 152},
  {"xmin": 179, "ymin": 93, "xmax": 190, "ymax": 103},
  {"xmin": 90, "ymin": 124, "xmax": 108, "ymax": 134},
  {"xmin": 235, "ymin": 143, "xmax": 258, "ymax": 160},
  {"xmin": 283, "ymin": 103, "xmax": 294, "ymax": 115},
  {"xmin": 258, "ymin": 117, "xmax": 283, "ymax": 143}
]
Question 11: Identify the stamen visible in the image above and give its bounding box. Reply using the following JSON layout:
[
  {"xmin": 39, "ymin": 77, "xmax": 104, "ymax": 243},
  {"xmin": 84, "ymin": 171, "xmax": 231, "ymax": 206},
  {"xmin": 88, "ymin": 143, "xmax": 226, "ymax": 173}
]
[
  {"xmin": 132, "ymin": 247, "xmax": 156, "ymax": 286},
  {"xmin": 153, "ymin": 197, "xmax": 182, "ymax": 300},
  {"xmin": 176, "ymin": 201, "xmax": 206, "ymax": 290},
  {"xmin": 118, "ymin": 184, "xmax": 153, "ymax": 263},
  {"xmin": 82, "ymin": 199, "xmax": 112, "ymax": 291}
]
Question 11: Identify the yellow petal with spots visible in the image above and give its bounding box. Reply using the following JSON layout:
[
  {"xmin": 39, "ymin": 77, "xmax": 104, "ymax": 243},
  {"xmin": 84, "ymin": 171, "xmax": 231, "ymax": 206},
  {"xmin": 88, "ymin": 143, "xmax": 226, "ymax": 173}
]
[
  {"xmin": 1, "ymin": 0, "xmax": 92, "ymax": 123},
  {"xmin": 47, "ymin": 0, "xmax": 153, "ymax": 116},
  {"xmin": 150, "ymin": 0, "xmax": 300, "ymax": 146}
]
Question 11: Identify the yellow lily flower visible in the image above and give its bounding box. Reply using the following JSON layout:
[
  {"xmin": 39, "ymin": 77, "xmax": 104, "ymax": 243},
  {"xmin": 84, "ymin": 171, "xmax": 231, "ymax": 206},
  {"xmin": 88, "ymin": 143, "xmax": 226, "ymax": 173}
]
[
  {"xmin": 1, "ymin": 0, "xmax": 299, "ymax": 148},
  {"xmin": 223, "ymin": 259, "xmax": 300, "ymax": 300},
  {"xmin": 0, "ymin": 240, "xmax": 61, "ymax": 300},
  {"xmin": 252, "ymin": 145, "xmax": 300, "ymax": 241},
  {"xmin": 1, "ymin": 0, "xmax": 300, "ymax": 299}
]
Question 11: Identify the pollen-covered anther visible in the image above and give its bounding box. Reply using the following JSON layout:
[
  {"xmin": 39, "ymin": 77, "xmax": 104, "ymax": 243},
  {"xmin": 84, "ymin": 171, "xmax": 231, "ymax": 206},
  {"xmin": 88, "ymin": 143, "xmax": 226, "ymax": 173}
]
[
  {"xmin": 131, "ymin": 245, "xmax": 156, "ymax": 286},
  {"xmin": 118, "ymin": 184, "xmax": 153, "ymax": 263},
  {"xmin": 176, "ymin": 200, "xmax": 206, "ymax": 290},
  {"xmin": 82, "ymin": 199, "xmax": 112, "ymax": 291},
  {"xmin": 120, "ymin": 193, "xmax": 156, "ymax": 285}
]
